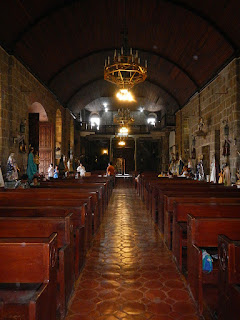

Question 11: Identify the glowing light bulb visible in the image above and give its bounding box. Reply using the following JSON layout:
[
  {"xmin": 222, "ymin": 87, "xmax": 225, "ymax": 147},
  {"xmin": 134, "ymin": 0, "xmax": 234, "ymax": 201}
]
[{"xmin": 116, "ymin": 89, "xmax": 134, "ymax": 102}]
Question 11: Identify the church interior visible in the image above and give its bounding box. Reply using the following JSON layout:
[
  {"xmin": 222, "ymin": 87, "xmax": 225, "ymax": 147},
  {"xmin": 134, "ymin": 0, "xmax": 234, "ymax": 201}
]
[{"xmin": 0, "ymin": 1, "xmax": 240, "ymax": 319}]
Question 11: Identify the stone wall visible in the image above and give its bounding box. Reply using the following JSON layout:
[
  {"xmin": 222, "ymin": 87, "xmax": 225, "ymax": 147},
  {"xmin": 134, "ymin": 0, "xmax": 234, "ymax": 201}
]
[
  {"xmin": 0, "ymin": 46, "xmax": 74, "ymax": 175},
  {"xmin": 176, "ymin": 59, "xmax": 240, "ymax": 181}
]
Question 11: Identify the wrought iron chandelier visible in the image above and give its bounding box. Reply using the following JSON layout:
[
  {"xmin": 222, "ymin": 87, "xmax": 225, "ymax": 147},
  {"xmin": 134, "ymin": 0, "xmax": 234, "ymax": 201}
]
[
  {"xmin": 114, "ymin": 108, "xmax": 134, "ymax": 126},
  {"xmin": 104, "ymin": 1, "xmax": 147, "ymax": 90},
  {"xmin": 104, "ymin": 48, "xmax": 147, "ymax": 89}
]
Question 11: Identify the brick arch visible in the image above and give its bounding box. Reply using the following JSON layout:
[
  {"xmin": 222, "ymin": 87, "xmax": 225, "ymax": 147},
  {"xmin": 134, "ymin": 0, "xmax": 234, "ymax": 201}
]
[{"xmin": 28, "ymin": 102, "xmax": 48, "ymax": 122}]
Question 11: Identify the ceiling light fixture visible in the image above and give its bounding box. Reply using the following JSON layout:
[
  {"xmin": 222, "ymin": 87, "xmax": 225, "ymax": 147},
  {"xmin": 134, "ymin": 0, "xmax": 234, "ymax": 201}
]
[
  {"xmin": 118, "ymin": 127, "xmax": 129, "ymax": 137},
  {"xmin": 114, "ymin": 108, "xmax": 134, "ymax": 126},
  {"xmin": 104, "ymin": 0, "xmax": 147, "ymax": 90},
  {"xmin": 116, "ymin": 89, "xmax": 134, "ymax": 102},
  {"xmin": 118, "ymin": 140, "xmax": 126, "ymax": 146},
  {"xmin": 104, "ymin": 49, "xmax": 147, "ymax": 89}
]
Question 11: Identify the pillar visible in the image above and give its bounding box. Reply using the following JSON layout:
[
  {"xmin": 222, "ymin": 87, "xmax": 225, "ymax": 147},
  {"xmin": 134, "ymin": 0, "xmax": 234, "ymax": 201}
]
[
  {"xmin": 110, "ymin": 136, "xmax": 113, "ymax": 162},
  {"xmin": 134, "ymin": 137, "xmax": 137, "ymax": 171}
]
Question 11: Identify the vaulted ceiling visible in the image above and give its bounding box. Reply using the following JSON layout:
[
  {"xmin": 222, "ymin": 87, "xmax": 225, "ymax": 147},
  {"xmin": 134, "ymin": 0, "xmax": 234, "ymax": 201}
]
[{"xmin": 0, "ymin": 0, "xmax": 240, "ymax": 114}]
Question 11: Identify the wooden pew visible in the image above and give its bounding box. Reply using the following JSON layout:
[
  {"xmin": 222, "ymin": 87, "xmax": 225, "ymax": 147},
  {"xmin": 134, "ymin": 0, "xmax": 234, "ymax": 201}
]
[
  {"xmin": 148, "ymin": 178, "xmax": 205, "ymax": 215},
  {"xmin": 187, "ymin": 215, "xmax": 240, "ymax": 315},
  {"xmin": 0, "ymin": 194, "xmax": 94, "ymax": 251},
  {"xmin": 0, "ymin": 214, "xmax": 74, "ymax": 317},
  {"xmin": 218, "ymin": 234, "xmax": 240, "ymax": 320},
  {"xmin": 0, "ymin": 206, "xmax": 86, "ymax": 276},
  {"xmin": 0, "ymin": 233, "xmax": 57, "ymax": 320},
  {"xmin": 163, "ymin": 192, "xmax": 240, "ymax": 247},
  {"xmin": 2, "ymin": 188, "xmax": 102, "ymax": 233},
  {"xmin": 171, "ymin": 203, "xmax": 240, "ymax": 272},
  {"xmin": 40, "ymin": 180, "xmax": 107, "ymax": 212}
]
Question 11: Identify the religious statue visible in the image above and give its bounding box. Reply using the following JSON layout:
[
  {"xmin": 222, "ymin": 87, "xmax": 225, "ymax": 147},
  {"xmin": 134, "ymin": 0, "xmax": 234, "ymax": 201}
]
[
  {"xmin": 0, "ymin": 163, "xmax": 4, "ymax": 187},
  {"xmin": 222, "ymin": 140, "xmax": 230, "ymax": 157},
  {"xmin": 188, "ymin": 158, "xmax": 193, "ymax": 172},
  {"xmin": 6, "ymin": 153, "xmax": 19, "ymax": 181},
  {"xmin": 53, "ymin": 166, "xmax": 59, "ymax": 179},
  {"xmin": 34, "ymin": 151, "xmax": 40, "ymax": 170},
  {"xmin": 48, "ymin": 163, "xmax": 54, "ymax": 179},
  {"xmin": 77, "ymin": 163, "xmax": 86, "ymax": 177},
  {"xmin": 236, "ymin": 169, "xmax": 240, "ymax": 186},
  {"xmin": 58, "ymin": 155, "xmax": 66, "ymax": 178},
  {"xmin": 27, "ymin": 147, "xmax": 37, "ymax": 181},
  {"xmin": 223, "ymin": 163, "xmax": 231, "ymax": 186},
  {"xmin": 210, "ymin": 155, "xmax": 217, "ymax": 183},
  {"xmin": 177, "ymin": 156, "xmax": 184, "ymax": 175},
  {"xmin": 169, "ymin": 154, "xmax": 178, "ymax": 176},
  {"xmin": 196, "ymin": 155, "xmax": 204, "ymax": 181}
]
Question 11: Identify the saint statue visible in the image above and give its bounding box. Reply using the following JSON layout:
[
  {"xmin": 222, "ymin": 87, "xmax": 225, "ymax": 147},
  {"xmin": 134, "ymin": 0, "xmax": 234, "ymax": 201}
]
[
  {"xmin": 0, "ymin": 163, "xmax": 4, "ymax": 187},
  {"xmin": 77, "ymin": 163, "xmax": 86, "ymax": 177},
  {"xmin": 27, "ymin": 147, "xmax": 37, "ymax": 181},
  {"xmin": 223, "ymin": 164, "xmax": 231, "ymax": 186},
  {"xmin": 58, "ymin": 155, "xmax": 66, "ymax": 178},
  {"xmin": 178, "ymin": 156, "xmax": 184, "ymax": 175},
  {"xmin": 6, "ymin": 153, "xmax": 18, "ymax": 181},
  {"xmin": 210, "ymin": 155, "xmax": 217, "ymax": 183},
  {"xmin": 196, "ymin": 155, "xmax": 204, "ymax": 181}
]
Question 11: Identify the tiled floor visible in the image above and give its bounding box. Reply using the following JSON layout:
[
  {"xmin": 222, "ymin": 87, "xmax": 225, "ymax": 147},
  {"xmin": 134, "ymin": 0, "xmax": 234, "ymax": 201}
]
[{"xmin": 65, "ymin": 180, "xmax": 202, "ymax": 320}]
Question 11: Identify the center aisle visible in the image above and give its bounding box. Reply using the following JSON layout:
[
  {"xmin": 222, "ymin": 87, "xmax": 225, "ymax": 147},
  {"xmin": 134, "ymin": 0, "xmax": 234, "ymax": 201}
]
[{"xmin": 65, "ymin": 180, "xmax": 202, "ymax": 320}]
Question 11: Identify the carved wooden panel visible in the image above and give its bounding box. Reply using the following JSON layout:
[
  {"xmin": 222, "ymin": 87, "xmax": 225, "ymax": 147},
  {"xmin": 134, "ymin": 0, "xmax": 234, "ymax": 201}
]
[{"xmin": 39, "ymin": 122, "xmax": 53, "ymax": 176}]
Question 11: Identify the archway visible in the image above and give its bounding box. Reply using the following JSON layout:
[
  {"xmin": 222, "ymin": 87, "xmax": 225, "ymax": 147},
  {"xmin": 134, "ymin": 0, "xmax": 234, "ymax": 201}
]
[
  {"xmin": 55, "ymin": 109, "xmax": 62, "ymax": 163},
  {"xmin": 28, "ymin": 102, "xmax": 53, "ymax": 176}
]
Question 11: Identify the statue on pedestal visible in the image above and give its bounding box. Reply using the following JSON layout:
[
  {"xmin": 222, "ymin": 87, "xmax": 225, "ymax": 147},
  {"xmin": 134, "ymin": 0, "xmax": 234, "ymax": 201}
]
[
  {"xmin": 6, "ymin": 153, "xmax": 19, "ymax": 181},
  {"xmin": 27, "ymin": 147, "xmax": 37, "ymax": 181},
  {"xmin": 196, "ymin": 155, "xmax": 204, "ymax": 181},
  {"xmin": 178, "ymin": 156, "xmax": 184, "ymax": 175},
  {"xmin": 223, "ymin": 163, "xmax": 231, "ymax": 186},
  {"xmin": 210, "ymin": 155, "xmax": 217, "ymax": 183},
  {"xmin": 0, "ymin": 162, "xmax": 4, "ymax": 187}
]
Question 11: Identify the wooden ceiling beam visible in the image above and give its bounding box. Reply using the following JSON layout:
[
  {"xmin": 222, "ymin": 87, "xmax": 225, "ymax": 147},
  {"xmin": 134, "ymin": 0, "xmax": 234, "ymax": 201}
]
[
  {"xmin": 10, "ymin": 0, "xmax": 238, "ymax": 54},
  {"xmin": 48, "ymin": 48, "xmax": 199, "ymax": 88}
]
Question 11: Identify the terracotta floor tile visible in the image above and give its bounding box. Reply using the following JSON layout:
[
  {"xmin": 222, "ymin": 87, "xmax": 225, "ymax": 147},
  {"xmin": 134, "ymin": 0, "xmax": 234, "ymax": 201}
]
[
  {"xmin": 147, "ymin": 301, "xmax": 172, "ymax": 315},
  {"xmin": 122, "ymin": 301, "xmax": 146, "ymax": 314},
  {"xmin": 96, "ymin": 301, "xmax": 119, "ymax": 314},
  {"xmin": 79, "ymin": 279, "xmax": 99, "ymax": 289},
  {"xmin": 167, "ymin": 288, "xmax": 191, "ymax": 301},
  {"xmin": 74, "ymin": 288, "xmax": 98, "ymax": 300},
  {"xmin": 121, "ymin": 289, "xmax": 143, "ymax": 300},
  {"xmin": 98, "ymin": 289, "xmax": 120, "ymax": 300},
  {"xmin": 65, "ymin": 183, "xmax": 202, "ymax": 319},
  {"xmin": 69, "ymin": 299, "xmax": 96, "ymax": 314},
  {"xmin": 145, "ymin": 289, "xmax": 167, "ymax": 302}
]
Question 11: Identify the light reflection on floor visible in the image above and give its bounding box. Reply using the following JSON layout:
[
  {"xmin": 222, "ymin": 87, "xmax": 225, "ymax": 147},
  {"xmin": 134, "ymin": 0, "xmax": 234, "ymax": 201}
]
[{"xmin": 65, "ymin": 181, "xmax": 202, "ymax": 320}]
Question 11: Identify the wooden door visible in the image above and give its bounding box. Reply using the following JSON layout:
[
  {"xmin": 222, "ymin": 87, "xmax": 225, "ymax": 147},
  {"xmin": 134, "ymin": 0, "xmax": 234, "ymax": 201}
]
[
  {"xmin": 29, "ymin": 113, "xmax": 39, "ymax": 151},
  {"xmin": 39, "ymin": 122, "xmax": 53, "ymax": 176},
  {"xmin": 202, "ymin": 145, "xmax": 210, "ymax": 176}
]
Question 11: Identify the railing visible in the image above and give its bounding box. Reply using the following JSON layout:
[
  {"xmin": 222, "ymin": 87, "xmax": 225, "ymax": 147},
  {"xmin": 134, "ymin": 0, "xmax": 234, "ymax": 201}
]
[{"xmin": 76, "ymin": 116, "xmax": 176, "ymax": 134}]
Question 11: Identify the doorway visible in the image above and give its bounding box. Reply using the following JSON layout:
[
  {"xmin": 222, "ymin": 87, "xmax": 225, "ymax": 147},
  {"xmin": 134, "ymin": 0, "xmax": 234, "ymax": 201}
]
[
  {"xmin": 113, "ymin": 145, "xmax": 134, "ymax": 174},
  {"xmin": 202, "ymin": 145, "xmax": 210, "ymax": 176},
  {"xmin": 39, "ymin": 122, "xmax": 53, "ymax": 175},
  {"xmin": 28, "ymin": 103, "xmax": 53, "ymax": 176}
]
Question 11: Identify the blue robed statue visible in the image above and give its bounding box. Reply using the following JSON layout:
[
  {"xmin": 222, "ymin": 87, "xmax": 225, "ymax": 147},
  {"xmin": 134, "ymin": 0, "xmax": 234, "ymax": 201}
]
[{"xmin": 27, "ymin": 147, "xmax": 37, "ymax": 181}]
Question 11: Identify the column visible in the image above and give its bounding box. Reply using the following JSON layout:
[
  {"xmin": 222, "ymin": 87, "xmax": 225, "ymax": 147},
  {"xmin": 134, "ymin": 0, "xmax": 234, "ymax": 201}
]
[
  {"xmin": 134, "ymin": 137, "xmax": 137, "ymax": 171},
  {"xmin": 110, "ymin": 136, "xmax": 113, "ymax": 162}
]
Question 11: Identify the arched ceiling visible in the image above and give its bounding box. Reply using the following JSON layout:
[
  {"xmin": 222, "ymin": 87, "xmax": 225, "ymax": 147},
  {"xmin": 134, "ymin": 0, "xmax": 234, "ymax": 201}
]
[{"xmin": 0, "ymin": 0, "xmax": 240, "ymax": 114}]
